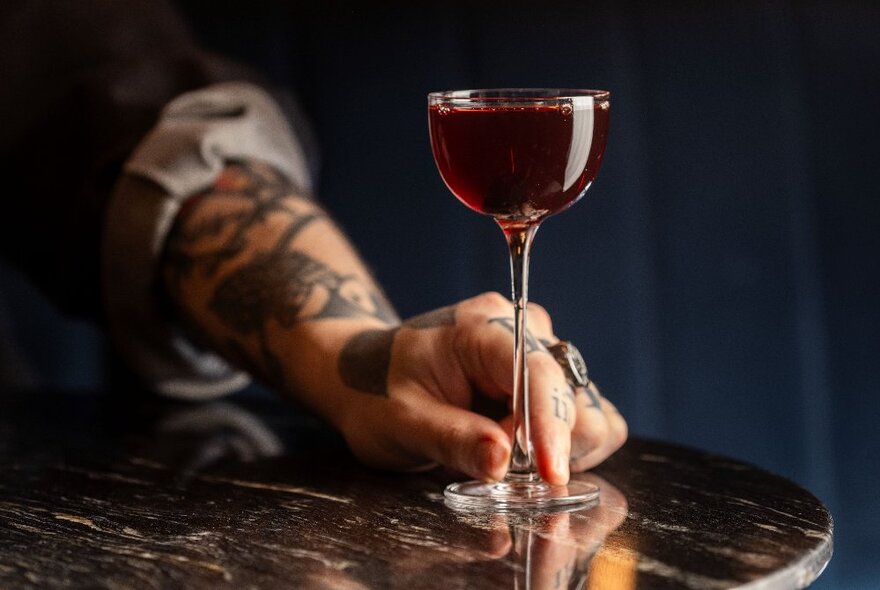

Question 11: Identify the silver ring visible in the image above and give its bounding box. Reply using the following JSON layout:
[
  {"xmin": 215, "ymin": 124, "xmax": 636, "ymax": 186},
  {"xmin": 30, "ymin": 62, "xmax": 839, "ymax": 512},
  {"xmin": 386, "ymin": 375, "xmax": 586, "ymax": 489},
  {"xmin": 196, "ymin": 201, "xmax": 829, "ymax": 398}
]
[{"xmin": 547, "ymin": 340, "xmax": 590, "ymax": 389}]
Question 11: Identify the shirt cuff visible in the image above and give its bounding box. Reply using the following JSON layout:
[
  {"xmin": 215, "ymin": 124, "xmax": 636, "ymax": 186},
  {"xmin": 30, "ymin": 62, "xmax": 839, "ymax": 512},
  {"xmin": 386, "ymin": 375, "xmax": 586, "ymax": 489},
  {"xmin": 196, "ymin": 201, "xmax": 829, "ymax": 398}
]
[{"xmin": 102, "ymin": 82, "xmax": 313, "ymax": 400}]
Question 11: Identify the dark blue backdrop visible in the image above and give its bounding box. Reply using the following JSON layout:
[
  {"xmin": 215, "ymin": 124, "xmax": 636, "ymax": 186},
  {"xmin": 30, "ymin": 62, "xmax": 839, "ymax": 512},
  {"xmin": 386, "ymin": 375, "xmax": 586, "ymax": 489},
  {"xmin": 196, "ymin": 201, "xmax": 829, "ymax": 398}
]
[{"xmin": 1, "ymin": 1, "xmax": 877, "ymax": 587}]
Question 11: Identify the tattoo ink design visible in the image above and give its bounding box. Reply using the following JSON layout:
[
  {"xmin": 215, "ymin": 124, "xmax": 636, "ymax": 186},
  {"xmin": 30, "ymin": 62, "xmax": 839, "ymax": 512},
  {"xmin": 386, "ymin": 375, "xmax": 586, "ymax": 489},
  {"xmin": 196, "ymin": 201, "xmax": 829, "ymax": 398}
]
[
  {"xmin": 584, "ymin": 383, "xmax": 602, "ymax": 410},
  {"xmin": 210, "ymin": 247, "xmax": 393, "ymax": 331},
  {"xmin": 338, "ymin": 328, "xmax": 399, "ymax": 396},
  {"xmin": 168, "ymin": 161, "xmax": 397, "ymax": 326},
  {"xmin": 337, "ymin": 305, "xmax": 458, "ymax": 396},
  {"xmin": 166, "ymin": 161, "xmax": 314, "ymax": 279},
  {"xmin": 552, "ymin": 391, "xmax": 571, "ymax": 424},
  {"xmin": 488, "ymin": 317, "xmax": 550, "ymax": 353},
  {"xmin": 164, "ymin": 160, "xmax": 399, "ymax": 385}
]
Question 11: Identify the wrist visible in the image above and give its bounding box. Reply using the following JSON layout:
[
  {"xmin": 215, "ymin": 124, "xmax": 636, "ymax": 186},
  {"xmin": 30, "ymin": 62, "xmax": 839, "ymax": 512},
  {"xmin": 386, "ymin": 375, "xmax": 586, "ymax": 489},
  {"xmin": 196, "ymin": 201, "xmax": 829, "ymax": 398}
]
[{"xmin": 275, "ymin": 319, "xmax": 398, "ymax": 433}]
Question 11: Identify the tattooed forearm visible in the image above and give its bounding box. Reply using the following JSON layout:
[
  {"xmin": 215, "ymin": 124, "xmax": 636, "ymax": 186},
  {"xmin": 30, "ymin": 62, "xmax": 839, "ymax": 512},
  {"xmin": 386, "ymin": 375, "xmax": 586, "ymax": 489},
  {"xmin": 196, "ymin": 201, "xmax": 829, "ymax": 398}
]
[
  {"xmin": 165, "ymin": 161, "xmax": 316, "ymax": 280},
  {"xmin": 209, "ymin": 248, "xmax": 392, "ymax": 332},
  {"xmin": 163, "ymin": 160, "xmax": 399, "ymax": 387}
]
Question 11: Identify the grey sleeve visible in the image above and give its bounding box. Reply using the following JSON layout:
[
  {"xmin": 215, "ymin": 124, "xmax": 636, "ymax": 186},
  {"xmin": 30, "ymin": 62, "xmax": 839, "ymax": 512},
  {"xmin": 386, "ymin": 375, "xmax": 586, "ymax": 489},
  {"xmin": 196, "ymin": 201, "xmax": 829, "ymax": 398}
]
[{"xmin": 102, "ymin": 82, "xmax": 313, "ymax": 400}]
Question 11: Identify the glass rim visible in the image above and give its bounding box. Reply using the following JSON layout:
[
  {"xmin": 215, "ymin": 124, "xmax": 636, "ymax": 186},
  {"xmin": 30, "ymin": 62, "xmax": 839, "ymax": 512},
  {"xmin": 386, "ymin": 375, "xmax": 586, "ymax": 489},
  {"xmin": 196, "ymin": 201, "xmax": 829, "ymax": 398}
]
[{"xmin": 428, "ymin": 88, "xmax": 610, "ymax": 106}]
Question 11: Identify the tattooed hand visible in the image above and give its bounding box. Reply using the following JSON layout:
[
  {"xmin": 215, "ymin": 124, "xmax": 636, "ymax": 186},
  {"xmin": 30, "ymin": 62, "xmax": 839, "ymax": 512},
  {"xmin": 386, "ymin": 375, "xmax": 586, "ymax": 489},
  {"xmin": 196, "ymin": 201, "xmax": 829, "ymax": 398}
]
[
  {"xmin": 336, "ymin": 292, "xmax": 628, "ymax": 484},
  {"xmin": 162, "ymin": 161, "xmax": 625, "ymax": 485}
]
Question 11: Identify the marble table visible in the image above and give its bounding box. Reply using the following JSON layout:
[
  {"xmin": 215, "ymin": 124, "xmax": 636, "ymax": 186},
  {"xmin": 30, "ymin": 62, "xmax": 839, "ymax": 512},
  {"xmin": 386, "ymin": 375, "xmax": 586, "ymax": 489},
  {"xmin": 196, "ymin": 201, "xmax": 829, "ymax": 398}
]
[{"xmin": 0, "ymin": 391, "xmax": 833, "ymax": 589}]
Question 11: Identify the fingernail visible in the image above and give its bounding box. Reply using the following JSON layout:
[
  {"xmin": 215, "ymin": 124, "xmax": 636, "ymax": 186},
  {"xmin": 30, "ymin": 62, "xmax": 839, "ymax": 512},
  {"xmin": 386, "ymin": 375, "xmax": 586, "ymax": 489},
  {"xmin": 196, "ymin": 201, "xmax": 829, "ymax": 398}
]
[
  {"xmin": 555, "ymin": 454, "xmax": 570, "ymax": 483},
  {"xmin": 477, "ymin": 438, "xmax": 508, "ymax": 482}
]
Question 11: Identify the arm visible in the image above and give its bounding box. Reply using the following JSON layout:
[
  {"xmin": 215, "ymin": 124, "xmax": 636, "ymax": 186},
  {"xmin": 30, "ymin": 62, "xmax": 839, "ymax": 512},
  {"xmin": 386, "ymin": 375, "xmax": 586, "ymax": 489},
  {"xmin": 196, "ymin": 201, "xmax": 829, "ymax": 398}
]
[
  {"xmin": 1, "ymin": 2, "xmax": 625, "ymax": 478},
  {"xmin": 162, "ymin": 160, "xmax": 399, "ymax": 421},
  {"xmin": 162, "ymin": 160, "xmax": 627, "ymax": 483}
]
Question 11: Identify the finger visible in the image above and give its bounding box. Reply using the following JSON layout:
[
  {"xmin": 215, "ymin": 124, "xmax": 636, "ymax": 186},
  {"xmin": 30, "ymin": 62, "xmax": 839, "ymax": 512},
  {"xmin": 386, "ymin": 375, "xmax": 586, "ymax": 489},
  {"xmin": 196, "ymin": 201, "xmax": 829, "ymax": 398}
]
[
  {"xmin": 483, "ymin": 513, "xmax": 514, "ymax": 558},
  {"xmin": 455, "ymin": 293, "xmax": 556, "ymax": 400},
  {"xmin": 463, "ymin": 303, "xmax": 573, "ymax": 483},
  {"xmin": 428, "ymin": 512, "xmax": 512, "ymax": 562},
  {"xmin": 524, "ymin": 512, "xmax": 579, "ymax": 590},
  {"xmin": 570, "ymin": 386, "xmax": 628, "ymax": 472},
  {"xmin": 454, "ymin": 294, "xmax": 516, "ymax": 400},
  {"xmin": 565, "ymin": 474, "xmax": 629, "ymax": 571},
  {"xmin": 456, "ymin": 293, "xmax": 575, "ymax": 483},
  {"xmin": 527, "ymin": 353, "xmax": 576, "ymax": 485},
  {"xmin": 569, "ymin": 384, "xmax": 611, "ymax": 463}
]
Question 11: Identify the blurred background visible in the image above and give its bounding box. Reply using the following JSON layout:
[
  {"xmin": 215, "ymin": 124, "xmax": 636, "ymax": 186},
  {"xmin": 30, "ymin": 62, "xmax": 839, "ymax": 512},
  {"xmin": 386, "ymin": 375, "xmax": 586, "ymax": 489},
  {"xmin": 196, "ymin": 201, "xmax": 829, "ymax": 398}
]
[{"xmin": 0, "ymin": 1, "xmax": 877, "ymax": 587}]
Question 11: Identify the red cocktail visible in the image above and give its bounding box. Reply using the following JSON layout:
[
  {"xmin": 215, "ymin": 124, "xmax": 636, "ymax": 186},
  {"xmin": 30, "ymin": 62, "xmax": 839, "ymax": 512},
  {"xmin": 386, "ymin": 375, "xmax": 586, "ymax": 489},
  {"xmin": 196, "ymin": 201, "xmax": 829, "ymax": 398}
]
[{"xmin": 429, "ymin": 89, "xmax": 610, "ymax": 509}]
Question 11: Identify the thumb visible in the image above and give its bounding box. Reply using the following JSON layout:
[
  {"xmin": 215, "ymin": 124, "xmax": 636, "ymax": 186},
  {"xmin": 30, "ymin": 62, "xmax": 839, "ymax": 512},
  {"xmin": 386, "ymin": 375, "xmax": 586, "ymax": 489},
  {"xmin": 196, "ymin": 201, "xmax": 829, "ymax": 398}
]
[{"xmin": 348, "ymin": 393, "xmax": 511, "ymax": 482}]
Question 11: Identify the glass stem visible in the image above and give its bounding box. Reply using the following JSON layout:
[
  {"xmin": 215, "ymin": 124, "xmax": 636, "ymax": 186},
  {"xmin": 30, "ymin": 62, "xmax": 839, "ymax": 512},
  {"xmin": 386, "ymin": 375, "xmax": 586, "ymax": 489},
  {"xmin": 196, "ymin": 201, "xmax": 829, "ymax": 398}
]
[{"xmin": 502, "ymin": 223, "xmax": 540, "ymax": 483}]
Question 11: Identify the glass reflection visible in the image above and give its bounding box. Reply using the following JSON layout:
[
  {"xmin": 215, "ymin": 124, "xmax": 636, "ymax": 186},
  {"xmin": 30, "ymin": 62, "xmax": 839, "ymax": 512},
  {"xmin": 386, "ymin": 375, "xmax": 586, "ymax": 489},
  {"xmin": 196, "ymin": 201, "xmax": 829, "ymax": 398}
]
[
  {"xmin": 447, "ymin": 475, "xmax": 630, "ymax": 590},
  {"xmin": 138, "ymin": 399, "xmax": 631, "ymax": 589}
]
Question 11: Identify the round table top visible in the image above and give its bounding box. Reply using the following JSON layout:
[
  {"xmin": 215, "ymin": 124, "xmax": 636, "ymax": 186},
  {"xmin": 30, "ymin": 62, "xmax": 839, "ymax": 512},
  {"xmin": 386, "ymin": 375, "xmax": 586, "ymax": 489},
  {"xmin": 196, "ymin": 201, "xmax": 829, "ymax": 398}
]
[{"xmin": 0, "ymin": 392, "xmax": 832, "ymax": 589}]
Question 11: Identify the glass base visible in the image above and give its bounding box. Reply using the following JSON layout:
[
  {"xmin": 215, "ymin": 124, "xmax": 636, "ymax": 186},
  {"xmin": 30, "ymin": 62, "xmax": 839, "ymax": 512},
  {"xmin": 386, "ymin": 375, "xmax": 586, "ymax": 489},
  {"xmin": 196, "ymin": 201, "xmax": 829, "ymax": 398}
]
[{"xmin": 444, "ymin": 479, "xmax": 599, "ymax": 511}]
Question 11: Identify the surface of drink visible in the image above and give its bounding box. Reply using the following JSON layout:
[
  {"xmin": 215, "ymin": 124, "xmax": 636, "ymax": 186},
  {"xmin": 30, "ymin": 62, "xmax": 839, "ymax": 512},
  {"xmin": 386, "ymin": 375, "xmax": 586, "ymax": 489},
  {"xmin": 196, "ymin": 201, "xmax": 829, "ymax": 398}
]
[{"xmin": 429, "ymin": 102, "xmax": 609, "ymax": 224}]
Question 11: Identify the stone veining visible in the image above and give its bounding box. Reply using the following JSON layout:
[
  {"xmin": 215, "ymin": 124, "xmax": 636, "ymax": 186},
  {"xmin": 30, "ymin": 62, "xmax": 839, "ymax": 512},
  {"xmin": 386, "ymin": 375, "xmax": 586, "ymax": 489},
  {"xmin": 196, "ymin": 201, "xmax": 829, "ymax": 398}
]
[{"xmin": 0, "ymin": 393, "xmax": 833, "ymax": 589}]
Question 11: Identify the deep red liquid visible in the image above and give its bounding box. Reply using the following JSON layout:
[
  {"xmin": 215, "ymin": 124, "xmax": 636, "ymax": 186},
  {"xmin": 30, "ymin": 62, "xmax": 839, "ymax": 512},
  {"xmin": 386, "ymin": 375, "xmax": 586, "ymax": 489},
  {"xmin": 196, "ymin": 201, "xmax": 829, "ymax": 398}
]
[{"xmin": 429, "ymin": 103, "xmax": 609, "ymax": 225}]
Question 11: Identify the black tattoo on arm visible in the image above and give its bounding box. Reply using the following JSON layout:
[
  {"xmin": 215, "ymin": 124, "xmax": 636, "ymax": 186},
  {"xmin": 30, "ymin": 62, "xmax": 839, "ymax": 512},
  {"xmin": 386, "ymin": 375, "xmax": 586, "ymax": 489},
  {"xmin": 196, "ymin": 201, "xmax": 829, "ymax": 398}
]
[
  {"xmin": 163, "ymin": 160, "xmax": 399, "ymax": 385},
  {"xmin": 166, "ymin": 160, "xmax": 313, "ymax": 278}
]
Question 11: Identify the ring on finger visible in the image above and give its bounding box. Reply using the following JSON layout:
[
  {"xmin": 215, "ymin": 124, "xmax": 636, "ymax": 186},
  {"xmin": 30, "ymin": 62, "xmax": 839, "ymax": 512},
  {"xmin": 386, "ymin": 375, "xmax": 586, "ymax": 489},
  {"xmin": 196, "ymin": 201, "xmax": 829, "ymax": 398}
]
[{"xmin": 547, "ymin": 340, "xmax": 590, "ymax": 389}]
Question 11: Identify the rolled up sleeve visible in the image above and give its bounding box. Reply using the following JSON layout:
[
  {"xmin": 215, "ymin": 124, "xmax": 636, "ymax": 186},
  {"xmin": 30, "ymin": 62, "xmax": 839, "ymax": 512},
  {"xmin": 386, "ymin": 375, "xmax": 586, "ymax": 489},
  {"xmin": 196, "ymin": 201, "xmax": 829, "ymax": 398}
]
[{"xmin": 102, "ymin": 82, "xmax": 312, "ymax": 400}]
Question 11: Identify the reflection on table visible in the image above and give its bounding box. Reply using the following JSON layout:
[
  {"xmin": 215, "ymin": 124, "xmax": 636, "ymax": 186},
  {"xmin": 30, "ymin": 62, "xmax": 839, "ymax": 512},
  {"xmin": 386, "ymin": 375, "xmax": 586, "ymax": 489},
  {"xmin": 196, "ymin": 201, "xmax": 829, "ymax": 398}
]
[{"xmin": 0, "ymin": 392, "xmax": 832, "ymax": 589}]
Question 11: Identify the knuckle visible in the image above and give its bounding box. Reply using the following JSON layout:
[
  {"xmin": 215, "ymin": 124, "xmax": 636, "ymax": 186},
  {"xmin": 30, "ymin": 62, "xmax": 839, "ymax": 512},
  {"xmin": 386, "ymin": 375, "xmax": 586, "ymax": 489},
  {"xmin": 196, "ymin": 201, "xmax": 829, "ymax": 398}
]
[
  {"xmin": 528, "ymin": 302, "xmax": 553, "ymax": 331},
  {"xmin": 473, "ymin": 291, "xmax": 510, "ymax": 312},
  {"xmin": 611, "ymin": 413, "xmax": 629, "ymax": 448}
]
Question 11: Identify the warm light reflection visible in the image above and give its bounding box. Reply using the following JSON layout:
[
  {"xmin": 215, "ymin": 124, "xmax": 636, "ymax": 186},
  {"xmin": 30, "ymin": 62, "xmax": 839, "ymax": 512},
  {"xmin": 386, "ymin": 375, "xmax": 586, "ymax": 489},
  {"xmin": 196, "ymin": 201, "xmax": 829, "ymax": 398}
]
[
  {"xmin": 587, "ymin": 546, "xmax": 638, "ymax": 590},
  {"xmin": 440, "ymin": 474, "xmax": 629, "ymax": 590}
]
